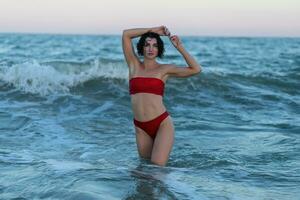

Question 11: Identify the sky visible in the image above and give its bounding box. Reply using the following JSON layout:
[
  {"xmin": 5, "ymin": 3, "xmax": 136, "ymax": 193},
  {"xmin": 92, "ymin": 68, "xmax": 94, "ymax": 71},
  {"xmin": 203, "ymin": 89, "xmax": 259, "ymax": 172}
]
[{"xmin": 0, "ymin": 0, "xmax": 299, "ymax": 37}]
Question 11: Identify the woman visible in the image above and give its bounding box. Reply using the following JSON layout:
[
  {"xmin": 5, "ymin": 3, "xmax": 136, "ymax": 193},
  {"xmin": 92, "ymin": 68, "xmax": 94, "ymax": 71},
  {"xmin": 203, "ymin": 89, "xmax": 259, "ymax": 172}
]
[{"xmin": 122, "ymin": 25, "xmax": 201, "ymax": 166}]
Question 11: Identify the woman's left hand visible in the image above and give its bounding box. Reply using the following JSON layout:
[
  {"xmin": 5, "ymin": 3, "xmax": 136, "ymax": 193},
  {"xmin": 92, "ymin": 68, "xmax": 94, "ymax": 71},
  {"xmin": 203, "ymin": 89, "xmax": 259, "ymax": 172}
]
[
  {"xmin": 169, "ymin": 35, "xmax": 182, "ymax": 49},
  {"xmin": 151, "ymin": 25, "xmax": 171, "ymax": 36}
]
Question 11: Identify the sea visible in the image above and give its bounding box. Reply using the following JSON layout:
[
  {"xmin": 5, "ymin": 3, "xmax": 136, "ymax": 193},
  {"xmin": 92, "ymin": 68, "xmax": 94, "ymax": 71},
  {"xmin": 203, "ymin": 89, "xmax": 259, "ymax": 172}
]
[{"xmin": 0, "ymin": 33, "xmax": 299, "ymax": 199}]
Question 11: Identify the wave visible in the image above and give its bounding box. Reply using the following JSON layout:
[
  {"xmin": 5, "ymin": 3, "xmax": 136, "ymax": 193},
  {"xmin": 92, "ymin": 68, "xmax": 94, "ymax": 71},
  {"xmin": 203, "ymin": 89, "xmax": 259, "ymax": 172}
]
[
  {"xmin": 0, "ymin": 59, "xmax": 128, "ymax": 96},
  {"xmin": 0, "ymin": 59, "xmax": 299, "ymax": 98}
]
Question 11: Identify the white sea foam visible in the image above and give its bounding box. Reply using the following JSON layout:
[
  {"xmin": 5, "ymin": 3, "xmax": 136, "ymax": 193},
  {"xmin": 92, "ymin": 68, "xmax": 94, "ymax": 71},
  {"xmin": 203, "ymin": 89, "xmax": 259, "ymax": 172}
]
[
  {"xmin": 44, "ymin": 159, "xmax": 94, "ymax": 171},
  {"xmin": 0, "ymin": 59, "xmax": 127, "ymax": 96}
]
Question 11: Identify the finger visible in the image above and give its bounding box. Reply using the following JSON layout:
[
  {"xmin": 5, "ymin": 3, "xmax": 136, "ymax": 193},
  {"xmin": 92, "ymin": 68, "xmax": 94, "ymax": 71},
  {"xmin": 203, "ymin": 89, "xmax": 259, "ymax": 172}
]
[
  {"xmin": 164, "ymin": 27, "xmax": 169, "ymax": 34},
  {"xmin": 166, "ymin": 30, "xmax": 171, "ymax": 36}
]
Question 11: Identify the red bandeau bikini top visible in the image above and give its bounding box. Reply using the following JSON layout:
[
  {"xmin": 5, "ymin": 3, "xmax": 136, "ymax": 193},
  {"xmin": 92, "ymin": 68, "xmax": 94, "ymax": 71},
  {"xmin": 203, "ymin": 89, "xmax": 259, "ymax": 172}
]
[{"xmin": 129, "ymin": 77, "xmax": 165, "ymax": 96}]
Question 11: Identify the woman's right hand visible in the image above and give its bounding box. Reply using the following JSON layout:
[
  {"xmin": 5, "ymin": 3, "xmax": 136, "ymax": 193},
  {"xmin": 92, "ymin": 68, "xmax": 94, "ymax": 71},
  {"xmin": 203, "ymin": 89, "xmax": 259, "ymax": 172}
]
[
  {"xmin": 151, "ymin": 26, "xmax": 171, "ymax": 36},
  {"xmin": 170, "ymin": 35, "xmax": 182, "ymax": 49}
]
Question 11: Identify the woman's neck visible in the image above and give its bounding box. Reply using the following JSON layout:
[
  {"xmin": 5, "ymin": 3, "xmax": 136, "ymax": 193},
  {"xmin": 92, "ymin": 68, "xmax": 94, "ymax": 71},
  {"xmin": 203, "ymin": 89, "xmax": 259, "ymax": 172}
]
[{"xmin": 143, "ymin": 59, "xmax": 158, "ymax": 69}]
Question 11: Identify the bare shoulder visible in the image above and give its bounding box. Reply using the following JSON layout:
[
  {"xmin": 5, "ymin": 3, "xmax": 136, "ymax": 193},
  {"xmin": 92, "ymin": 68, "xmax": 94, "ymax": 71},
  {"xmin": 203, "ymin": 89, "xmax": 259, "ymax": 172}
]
[
  {"xmin": 132, "ymin": 60, "xmax": 143, "ymax": 69},
  {"xmin": 160, "ymin": 64, "xmax": 200, "ymax": 78},
  {"xmin": 158, "ymin": 64, "xmax": 175, "ymax": 80},
  {"xmin": 159, "ymin": 63, "xmax": 179, "ymax": 74},
  {"xmin": 159, "ymin": 64, "xmax": 176, "ymax": 73},
  {"xmin": 129, "ymin": 61, "xmax": 143, "ymax": 77}
]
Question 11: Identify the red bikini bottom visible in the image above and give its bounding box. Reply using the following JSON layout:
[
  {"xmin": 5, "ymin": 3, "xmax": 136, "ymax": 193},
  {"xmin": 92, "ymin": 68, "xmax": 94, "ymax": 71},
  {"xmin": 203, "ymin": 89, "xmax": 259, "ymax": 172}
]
[{"xmin": 134, "ymin": 111, "xmax": 169, "ymax": 140}]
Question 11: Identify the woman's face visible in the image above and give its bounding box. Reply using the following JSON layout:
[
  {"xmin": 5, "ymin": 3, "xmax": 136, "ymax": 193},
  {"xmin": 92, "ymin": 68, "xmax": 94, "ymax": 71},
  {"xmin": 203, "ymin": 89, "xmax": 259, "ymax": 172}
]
[{"xmin": 143, "ymin": 37, "xmax": 158, "ymax": 59}]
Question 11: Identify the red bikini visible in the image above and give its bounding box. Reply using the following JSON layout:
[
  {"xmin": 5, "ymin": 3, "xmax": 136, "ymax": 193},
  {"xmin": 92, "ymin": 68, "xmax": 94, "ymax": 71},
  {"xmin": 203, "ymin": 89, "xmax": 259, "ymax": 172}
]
[
  {"xmin": 130, "ymin": 77, "xmax": 165, "ymax": 96},
  {"xmin": 129, "ymin": 77, "xmax": 169, "ymax": 139}
]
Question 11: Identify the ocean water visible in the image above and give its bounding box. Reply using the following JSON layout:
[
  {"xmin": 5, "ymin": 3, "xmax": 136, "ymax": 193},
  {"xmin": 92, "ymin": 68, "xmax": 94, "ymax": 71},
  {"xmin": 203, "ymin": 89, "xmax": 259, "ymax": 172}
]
[{"xmin": 0, "ymin": 33, "xmax": 299, "ymax": 199}]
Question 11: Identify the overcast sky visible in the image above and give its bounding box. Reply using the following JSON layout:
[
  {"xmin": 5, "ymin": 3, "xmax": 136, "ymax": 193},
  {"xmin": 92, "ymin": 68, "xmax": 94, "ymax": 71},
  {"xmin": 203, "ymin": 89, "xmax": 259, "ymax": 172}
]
[{"xmin": 0, "ymin": 0, "xmax": 299, "ymax": 36}]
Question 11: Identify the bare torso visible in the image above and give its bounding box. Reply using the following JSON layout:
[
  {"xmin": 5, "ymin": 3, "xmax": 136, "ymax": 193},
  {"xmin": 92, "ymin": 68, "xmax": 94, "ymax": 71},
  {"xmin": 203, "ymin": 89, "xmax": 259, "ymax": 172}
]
[{"xmin": 129, "ymin": 64, "xmax": 168, "ymax": 121}]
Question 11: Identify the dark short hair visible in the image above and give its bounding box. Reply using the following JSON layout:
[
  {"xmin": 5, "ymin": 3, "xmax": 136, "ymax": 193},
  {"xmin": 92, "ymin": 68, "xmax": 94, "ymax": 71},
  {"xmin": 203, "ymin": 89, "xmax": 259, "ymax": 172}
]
[{"xmin": 136, "ymin": 32, "xmax": 165, "ymax": 58}]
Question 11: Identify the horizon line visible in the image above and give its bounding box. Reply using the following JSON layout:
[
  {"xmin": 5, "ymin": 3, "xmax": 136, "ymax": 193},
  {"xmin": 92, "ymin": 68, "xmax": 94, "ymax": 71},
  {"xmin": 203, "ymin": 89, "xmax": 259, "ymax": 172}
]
[{"xmin": 0, "ymin": 31, "xmax": 299, "ymax": 39}]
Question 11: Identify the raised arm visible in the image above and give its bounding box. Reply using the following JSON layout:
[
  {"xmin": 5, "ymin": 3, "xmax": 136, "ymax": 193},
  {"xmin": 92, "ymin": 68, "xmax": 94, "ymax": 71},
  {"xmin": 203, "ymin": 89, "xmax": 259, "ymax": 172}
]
[
  {"xmin": 165, "ymin": 35, "xmax": 202, "ymax": 77},
  {"xmin": 122, "ymin": 26, "xmax": 170, "ymax": 68},
  {"xmin": 122, "ymin": 28, "xmax": 148, "ymax": 68}
]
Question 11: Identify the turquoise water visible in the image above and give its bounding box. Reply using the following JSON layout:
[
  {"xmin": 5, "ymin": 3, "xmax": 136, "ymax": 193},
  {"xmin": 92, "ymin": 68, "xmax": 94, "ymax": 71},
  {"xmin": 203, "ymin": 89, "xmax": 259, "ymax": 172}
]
[{"xmin": 0, "ymin": 33, "xmax": 299, "ymax": 199}]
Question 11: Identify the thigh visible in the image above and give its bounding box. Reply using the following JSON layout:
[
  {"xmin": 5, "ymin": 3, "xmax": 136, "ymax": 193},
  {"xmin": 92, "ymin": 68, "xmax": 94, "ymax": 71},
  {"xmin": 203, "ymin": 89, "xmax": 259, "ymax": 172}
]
[
  {"xmin": 135, "ymin": 126, "xmax": 153, "ymax": 159},
  {"xmin": 151, "ymin": 117, "xmax": 174, "ymax": 166}
]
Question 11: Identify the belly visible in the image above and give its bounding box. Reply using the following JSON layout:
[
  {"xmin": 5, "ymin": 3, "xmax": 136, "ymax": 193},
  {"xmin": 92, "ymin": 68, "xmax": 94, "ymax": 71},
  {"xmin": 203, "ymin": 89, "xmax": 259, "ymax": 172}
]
[{"xmin": 131, "ymin": 94, "xmax": 166, "ymax": 121}]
